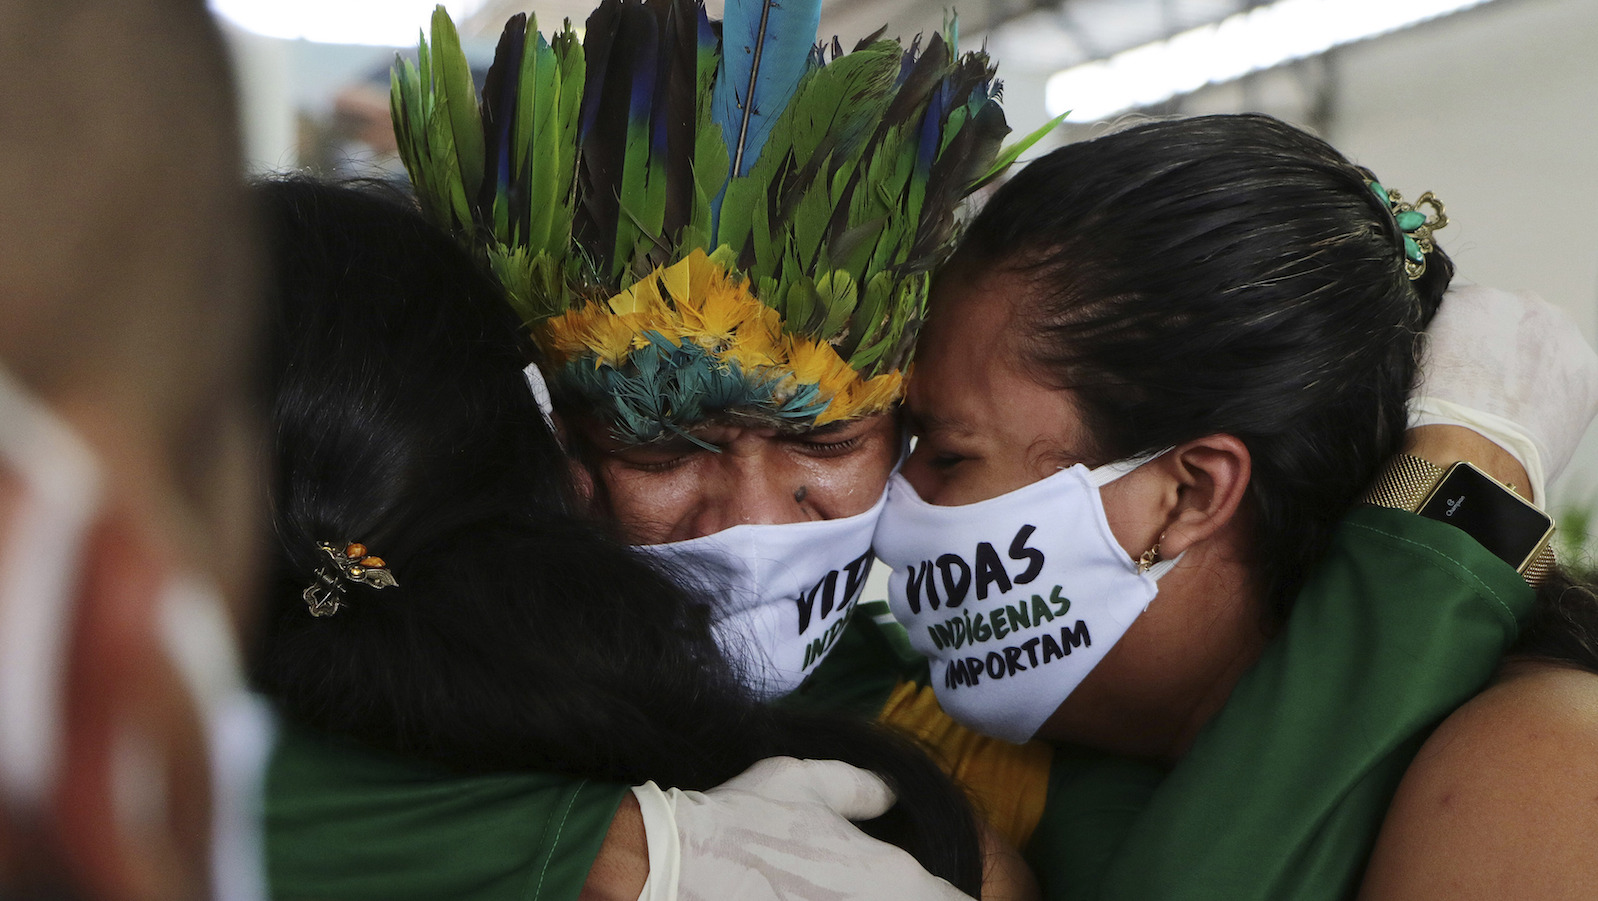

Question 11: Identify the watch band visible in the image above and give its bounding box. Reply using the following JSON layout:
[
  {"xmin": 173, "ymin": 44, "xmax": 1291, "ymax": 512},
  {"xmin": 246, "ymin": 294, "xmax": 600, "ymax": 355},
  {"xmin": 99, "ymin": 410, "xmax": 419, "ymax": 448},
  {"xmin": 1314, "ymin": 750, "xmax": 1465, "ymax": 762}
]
[
  {"xmin": 1360, "ymin": 453, "xmax": 1447, "ymax": 511},
  {"xmin": 1363, "ymin": 453, "xmax": 1555, "ymax": 588}
]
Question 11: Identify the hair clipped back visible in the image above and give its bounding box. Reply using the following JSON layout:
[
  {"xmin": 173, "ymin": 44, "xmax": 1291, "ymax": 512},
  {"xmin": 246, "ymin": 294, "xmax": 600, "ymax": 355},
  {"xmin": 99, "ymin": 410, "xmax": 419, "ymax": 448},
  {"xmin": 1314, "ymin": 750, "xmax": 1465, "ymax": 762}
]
[{"xmin": 957, "ymin": 114, "xmax": 1453, "ymax": 615}]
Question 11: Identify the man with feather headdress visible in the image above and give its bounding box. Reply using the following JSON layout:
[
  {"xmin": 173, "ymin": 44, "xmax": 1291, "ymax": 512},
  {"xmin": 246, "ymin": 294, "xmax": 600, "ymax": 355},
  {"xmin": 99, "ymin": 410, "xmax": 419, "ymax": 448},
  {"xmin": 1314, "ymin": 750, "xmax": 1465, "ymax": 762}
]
[
  {"xmin": 392, "ymin": 0, "xmax": 1060, "ymax": 809},
  {"xmin": 384, "ymin": 0, "xmax": 1059, "ymax": 896}
]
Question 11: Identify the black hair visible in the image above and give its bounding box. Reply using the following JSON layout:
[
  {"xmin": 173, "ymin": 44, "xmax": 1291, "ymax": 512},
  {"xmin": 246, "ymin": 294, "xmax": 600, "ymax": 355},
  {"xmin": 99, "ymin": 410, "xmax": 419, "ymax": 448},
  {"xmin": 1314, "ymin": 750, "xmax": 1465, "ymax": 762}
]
[
  {"xmin": 1513, "ymin": 566, "xmax": 1598, "ymax": 675},
  {"xmin": 249, "ymin": 177, "xmax": 983, "ymax": 894},
  {"xmin": 956, "ymin": 114, "xmax": 1452, "ymax": 617}
]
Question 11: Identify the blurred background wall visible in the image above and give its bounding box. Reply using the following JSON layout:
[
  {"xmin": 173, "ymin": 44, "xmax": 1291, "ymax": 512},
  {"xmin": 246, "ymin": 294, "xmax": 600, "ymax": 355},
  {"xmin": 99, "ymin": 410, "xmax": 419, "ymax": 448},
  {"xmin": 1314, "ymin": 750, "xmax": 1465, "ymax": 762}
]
[{"xmin": 215, "ymin": 0, "xmax": 1598, "ymax": 557}]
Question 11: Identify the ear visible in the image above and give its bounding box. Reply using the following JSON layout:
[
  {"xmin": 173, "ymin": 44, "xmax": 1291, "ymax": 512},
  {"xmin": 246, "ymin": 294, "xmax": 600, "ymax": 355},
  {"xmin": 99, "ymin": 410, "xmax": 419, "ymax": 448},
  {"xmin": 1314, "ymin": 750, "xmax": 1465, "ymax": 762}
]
[{"xmin": 1150, "ymin": 434, "xmax": 1252, "ymax": 560}]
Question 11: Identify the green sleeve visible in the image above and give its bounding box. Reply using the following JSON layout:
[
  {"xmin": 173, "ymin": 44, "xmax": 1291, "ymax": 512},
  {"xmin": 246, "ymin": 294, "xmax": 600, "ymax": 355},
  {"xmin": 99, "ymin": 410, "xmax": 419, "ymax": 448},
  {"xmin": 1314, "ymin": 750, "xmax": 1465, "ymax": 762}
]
[
  {"xmin": 266, "ymin": 723, "xmax": 629, "ymax": 901},
  {"xmin": 1028, "ymin": 506, "xmax": 1536, "ymax": 901}
]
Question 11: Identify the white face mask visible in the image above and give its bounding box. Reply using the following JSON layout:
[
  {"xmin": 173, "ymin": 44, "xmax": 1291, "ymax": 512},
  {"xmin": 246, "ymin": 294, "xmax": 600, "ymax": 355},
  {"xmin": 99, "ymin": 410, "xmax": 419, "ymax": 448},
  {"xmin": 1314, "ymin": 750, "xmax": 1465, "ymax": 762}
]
[
  {"xmin": 635, "ymin": 488, "xmax": 886, "ymax": 699},
  {"xmin": 0, "ymin": 363, "xmax": 271, "ymax": 901},
  {"xmin": 873, "ymin": 455, "xmax": 1178, "ymax": 743}
]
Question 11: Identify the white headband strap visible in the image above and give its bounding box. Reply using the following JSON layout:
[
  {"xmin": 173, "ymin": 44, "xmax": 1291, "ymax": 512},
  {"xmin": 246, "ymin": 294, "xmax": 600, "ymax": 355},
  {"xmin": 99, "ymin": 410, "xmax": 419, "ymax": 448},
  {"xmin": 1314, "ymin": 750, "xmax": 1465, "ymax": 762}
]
[{"xmin": 523, "ymin": 362, "xmax": 556, "ymax": 430}]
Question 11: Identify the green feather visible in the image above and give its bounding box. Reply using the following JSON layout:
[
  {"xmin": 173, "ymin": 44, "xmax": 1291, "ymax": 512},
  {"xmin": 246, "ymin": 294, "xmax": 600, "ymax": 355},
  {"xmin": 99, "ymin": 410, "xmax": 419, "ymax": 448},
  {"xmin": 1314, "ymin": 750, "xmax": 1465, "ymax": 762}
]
[
  {"xmin": 969, "ymin": 112, "xmax": 1067, "ymax": 193},
  {"xmin": 554, "ymin": 25, "xmax": 585, "ymax": 278},
  {"xmin": 841, "ymin": 270, "xmax": 892, "ymax": 362},
  {"xmin": 515, "ymin": 25, "xmax": 553, "ymax": 250},
  {"xmin": 815, "ymin": 270, "xmax": 858, "ymax": 339},
  {"xmin": 784, "ymin": 277, "xmax": 818, "ymax": 335},
  {"xmin": 430, "ymin": 7, "xmax": 484, "ymax": 221}
]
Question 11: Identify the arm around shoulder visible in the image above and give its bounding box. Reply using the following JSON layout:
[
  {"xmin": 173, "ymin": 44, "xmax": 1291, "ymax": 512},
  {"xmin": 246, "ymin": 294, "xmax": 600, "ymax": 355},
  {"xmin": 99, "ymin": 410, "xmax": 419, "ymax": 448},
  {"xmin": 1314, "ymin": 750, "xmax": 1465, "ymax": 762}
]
[
  {"xmin": 1359, "ymin": 661, "xmax": 1598, "ymax": 901},
  {"xmin": 581, "ymin": 792, "xmax": 650, "ymax": 901}
]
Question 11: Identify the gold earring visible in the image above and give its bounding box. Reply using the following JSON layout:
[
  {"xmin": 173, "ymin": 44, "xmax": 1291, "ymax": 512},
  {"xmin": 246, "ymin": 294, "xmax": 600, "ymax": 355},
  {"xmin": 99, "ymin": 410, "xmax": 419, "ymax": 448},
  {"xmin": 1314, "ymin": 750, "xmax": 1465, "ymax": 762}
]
[{"xmin": 1136, "ymin": 533, "xmax": 1166, "ymax": 574}]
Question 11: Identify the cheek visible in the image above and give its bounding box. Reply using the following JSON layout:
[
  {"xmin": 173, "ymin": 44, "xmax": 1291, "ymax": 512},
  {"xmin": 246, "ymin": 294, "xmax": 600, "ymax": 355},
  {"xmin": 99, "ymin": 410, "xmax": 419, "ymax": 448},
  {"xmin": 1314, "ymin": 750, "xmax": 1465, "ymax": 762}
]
[
  {"xmin": 1095, "ymin": 470, "xmax": 1166, "ymax": 560},
  {"xmin": 795, "ymin": 437, "xmax": 895, "ymax": 517},
  {"xmin": 593, "ymin": 460, "xmax": 703, "ymax": 544}
]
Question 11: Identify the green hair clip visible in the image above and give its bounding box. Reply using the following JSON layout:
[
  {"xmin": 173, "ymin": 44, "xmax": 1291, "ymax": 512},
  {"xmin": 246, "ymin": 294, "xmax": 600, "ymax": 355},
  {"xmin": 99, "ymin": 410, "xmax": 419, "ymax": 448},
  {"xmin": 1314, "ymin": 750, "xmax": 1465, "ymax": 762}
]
[{"xmin": 1368, "ymin": 180, "xmax": 1448, "ymax": 280}]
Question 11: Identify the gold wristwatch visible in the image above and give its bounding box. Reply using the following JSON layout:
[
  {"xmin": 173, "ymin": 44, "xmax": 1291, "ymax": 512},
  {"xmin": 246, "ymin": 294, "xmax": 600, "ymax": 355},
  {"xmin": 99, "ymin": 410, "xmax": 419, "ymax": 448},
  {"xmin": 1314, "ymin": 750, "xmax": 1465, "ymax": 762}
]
[{"xmin": 1362, "ymin": 454, "xmax": 1556, "ymax": 588}]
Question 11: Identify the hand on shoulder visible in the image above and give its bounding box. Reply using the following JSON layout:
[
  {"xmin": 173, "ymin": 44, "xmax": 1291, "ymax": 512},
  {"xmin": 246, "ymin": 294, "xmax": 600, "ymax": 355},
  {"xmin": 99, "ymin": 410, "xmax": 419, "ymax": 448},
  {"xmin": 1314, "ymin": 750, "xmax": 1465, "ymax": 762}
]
[{"xmin": 1359, "ymin": 660, "xmax": 1598, "ymax": 900}]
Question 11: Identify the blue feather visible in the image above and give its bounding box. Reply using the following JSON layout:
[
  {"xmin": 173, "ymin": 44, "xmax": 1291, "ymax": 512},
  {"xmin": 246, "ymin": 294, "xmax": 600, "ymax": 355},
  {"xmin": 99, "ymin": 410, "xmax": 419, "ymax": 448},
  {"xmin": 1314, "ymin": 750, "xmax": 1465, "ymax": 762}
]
[
  {"xmin": 478, "ymin": 15, "xmax": 526, "ymax": 235},
  {"xmin": 710, "ymin": 0, "xmax": 822, "ymax": 178},
  {"xmin": 896, "ymin": 34, "xmax": 922, "ymax": 86},
  {"xmin": 916, "ymin": 79, "xmax": 953, "ymax": 181}
]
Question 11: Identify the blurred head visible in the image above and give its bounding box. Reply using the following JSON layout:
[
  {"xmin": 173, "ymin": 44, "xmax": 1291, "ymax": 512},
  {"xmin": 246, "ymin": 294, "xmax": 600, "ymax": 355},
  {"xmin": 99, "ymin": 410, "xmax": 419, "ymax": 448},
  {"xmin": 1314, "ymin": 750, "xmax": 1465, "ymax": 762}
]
[
  {"xmin": 0, "ymin": 1, "xmax": 259, "ymax": 899},
  {"xmin": 894, "ymin": 114, "xmax": 1450, "ymax": 756}
]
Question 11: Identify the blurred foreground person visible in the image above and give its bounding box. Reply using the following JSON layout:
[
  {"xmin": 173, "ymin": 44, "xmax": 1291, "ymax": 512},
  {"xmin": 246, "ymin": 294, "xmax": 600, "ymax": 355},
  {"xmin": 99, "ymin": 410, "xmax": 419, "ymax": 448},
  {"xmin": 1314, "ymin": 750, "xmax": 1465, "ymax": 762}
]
[{"xmin": 0, "ymin": 2, "xmax": 264, "ymax": 900}]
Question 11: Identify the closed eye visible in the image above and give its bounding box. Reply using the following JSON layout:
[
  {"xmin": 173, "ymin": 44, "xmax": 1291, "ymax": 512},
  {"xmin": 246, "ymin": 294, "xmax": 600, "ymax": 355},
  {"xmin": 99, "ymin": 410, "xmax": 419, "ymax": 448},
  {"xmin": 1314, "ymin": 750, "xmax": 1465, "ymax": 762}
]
[{"xmin": 798, "ymin": 434, "xmax": 865, "ymax": 457}]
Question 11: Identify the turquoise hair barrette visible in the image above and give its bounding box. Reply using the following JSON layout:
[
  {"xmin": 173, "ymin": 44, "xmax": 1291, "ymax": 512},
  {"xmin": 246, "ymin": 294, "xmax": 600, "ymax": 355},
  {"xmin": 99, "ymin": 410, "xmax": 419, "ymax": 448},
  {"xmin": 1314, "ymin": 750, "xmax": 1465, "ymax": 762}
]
[{"xmin": 1368, "ymin": 180, "xmax": 1448, "ymax": 280}]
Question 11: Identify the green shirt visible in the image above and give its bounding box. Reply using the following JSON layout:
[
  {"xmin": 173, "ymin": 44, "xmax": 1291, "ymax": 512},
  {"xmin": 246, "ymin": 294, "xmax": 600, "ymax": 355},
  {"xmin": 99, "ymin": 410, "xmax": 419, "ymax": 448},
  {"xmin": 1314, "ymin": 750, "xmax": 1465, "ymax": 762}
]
[
  {"xmin": 268, "ymin": 508, "xmax": 1528, "ymax": 901},
  {"xmin": 264, "ymin": 602, "xmax": 916, "ymax": 901},
  {"xmin": 1025, "ymin": 506, "xmax": 1536, "ymax": 901},
  {"xmin": 266, "ymin": 728, "xmax": 628, "ymax": 901}
]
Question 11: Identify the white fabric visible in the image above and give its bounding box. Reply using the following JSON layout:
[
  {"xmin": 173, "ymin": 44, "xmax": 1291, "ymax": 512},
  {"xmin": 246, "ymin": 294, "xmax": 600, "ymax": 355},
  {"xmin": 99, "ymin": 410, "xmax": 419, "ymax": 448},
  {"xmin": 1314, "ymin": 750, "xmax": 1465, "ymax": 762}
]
[
  {"xmin": 632, "ymin": 780, "xmax": 683, "ymax": 901},
  {"xmin": 636, "ymin": 489, "xmax": 885, "ymax": 699},
  {"xmin": 874, "ymin": 455, "xmax": 1176, "ymax": 743},
  {"xmin": 632, "ymin": 757, "xmax": 973, "ymax": 901},
  {"xmin": 0, "ymin": 362, "xmax": 102, "ymax": 811},
  {"xmin": 157, "ymin": 576, "xmax": 274, "ymax": 901},
  {"xmin": 522, "ymin": 362, "xmax": 557, "ymax": 430},
  {"xmin": 1413, "ymin": 284, "xmax": 1598, "ymax": 503}
]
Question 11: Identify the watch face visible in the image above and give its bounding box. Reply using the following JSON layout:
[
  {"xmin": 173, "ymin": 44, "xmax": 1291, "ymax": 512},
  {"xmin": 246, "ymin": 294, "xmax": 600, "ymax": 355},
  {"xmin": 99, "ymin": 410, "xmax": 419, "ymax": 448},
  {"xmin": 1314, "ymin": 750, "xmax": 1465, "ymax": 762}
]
[{"xmin": 1417, "ymin": 463, "xmax": 1554, "ymax": 571}]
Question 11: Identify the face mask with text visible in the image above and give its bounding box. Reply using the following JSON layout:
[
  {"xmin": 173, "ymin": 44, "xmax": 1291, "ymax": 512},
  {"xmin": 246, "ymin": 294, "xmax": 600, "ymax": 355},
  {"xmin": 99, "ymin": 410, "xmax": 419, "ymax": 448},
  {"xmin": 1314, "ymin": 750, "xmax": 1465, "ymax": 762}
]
[
  {"xmin": 635, "ymin": 488, "xmax": 886, "ymax": 699},
  {"xmin": 874, "ymin": 456, "xmax": 1176, "ymax": 742}
]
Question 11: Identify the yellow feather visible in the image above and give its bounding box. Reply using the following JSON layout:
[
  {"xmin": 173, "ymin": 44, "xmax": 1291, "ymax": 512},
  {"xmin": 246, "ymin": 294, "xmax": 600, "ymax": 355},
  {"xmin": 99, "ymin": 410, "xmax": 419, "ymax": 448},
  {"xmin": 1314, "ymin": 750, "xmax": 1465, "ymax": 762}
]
[{"xmin": 533, "ymin": 249, "xmax": 905, "ymax": 424}]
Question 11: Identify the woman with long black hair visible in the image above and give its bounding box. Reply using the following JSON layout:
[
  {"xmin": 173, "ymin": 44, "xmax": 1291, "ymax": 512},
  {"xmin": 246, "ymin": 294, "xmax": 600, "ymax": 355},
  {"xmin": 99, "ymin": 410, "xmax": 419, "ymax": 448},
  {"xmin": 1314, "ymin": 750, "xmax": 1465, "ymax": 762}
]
[{"xmin": 874, "ymin": 113, "xmax": 1598, "ymax": 900}]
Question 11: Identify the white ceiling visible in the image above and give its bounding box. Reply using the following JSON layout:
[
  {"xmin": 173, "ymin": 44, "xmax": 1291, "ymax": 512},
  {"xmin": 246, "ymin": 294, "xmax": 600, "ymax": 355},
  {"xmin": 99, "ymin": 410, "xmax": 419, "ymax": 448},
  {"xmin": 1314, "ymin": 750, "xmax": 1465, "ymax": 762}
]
[{"xmin": 458, "ymin": 0, "xmax": 1268, "ymax": 74}]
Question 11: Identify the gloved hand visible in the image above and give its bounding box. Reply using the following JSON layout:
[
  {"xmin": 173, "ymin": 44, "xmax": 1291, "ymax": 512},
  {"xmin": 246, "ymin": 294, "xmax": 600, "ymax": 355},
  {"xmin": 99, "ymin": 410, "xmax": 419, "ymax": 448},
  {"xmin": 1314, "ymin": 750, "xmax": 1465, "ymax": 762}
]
[
  {"xmin": 1412, "ymin": 284, "xmax": 1598, "ymax": 503},
  {"xmin": 631, "ymin": 756, "xmax": 974, "ymax": 901}
]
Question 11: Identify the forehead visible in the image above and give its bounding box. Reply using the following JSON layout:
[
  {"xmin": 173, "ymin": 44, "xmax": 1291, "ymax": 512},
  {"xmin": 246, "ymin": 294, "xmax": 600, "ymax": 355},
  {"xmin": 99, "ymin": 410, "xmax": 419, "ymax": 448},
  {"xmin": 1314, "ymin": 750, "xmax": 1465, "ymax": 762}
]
[
  {"xmin": 578, "ymin": 411, "xmax": 869, "ymax": 448},
  {"xmin": 910, "ymin": 262, "xmax": 1096, "ymax": 457},
  {"xmin": 909, "ymin": 264, "xmax": 1030, "ymax": 421}
]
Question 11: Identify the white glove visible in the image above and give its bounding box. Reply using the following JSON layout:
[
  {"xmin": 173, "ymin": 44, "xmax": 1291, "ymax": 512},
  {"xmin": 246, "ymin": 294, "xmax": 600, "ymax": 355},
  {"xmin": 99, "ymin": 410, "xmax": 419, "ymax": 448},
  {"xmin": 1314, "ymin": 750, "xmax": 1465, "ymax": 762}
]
[
  {"xmin": 631, "ymin": 756, "xmax": 975, "ymax": 901},
  {"xmin": 1412, "ymin": 284, "xmax": 1598, "ymax": 503}
]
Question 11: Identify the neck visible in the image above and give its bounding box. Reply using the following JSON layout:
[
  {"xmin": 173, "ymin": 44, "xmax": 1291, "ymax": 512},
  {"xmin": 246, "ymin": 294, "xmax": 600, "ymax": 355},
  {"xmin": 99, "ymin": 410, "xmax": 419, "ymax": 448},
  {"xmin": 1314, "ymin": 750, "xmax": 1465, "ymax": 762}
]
[{"xmin": 1038, "ymin": 529, "xmax": 1269, "ymax": 764}]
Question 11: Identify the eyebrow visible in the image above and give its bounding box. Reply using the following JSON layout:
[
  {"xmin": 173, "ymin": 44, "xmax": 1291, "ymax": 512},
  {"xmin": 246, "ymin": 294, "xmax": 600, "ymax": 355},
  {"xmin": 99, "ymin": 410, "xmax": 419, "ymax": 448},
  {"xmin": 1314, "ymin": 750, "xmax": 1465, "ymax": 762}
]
[
  {"xmin": 906, "ymin": 407, "xmax": 978, "ymax": 436},
  {"xmin": 801, "ymin": 420, "xmax": 861, "ymax": 438}
]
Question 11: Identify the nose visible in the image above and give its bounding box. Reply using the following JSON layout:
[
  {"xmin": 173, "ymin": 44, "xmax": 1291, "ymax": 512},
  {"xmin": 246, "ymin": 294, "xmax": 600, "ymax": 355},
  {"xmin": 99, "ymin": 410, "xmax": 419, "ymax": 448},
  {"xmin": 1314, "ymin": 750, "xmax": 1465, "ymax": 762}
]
[
  {"xmin": 900, "ymin": 444, "xmax": 940, "ymax": 503},
  {"xmin": 681, "ymin": 455, "xmax": 809, "ymax": 539}
]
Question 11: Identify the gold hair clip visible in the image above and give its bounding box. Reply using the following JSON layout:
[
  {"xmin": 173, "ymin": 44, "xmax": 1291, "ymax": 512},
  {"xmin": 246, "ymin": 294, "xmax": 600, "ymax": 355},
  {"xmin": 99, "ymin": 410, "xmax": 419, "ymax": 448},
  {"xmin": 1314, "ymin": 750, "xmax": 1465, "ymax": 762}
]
[{"xmin": 302, "ymin": 541, "xmax": 399, "ymax": 617}]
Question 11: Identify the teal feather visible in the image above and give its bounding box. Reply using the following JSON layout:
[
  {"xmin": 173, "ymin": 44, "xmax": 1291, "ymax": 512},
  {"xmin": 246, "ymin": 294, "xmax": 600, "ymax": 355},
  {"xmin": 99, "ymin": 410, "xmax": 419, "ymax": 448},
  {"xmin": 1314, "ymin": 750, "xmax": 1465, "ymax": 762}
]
[{"xmin": 561, "ymin": 331, "xmax": 806, "ymax": 443}]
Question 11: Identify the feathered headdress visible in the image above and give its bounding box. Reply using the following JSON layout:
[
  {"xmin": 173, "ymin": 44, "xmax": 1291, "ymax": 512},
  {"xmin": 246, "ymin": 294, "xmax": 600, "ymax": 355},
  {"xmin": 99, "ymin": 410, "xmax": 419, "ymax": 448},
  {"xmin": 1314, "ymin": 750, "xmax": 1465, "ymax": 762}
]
[{"xmin": 392, "ymin": 0, "xmax": 1058, "ymax": 442}]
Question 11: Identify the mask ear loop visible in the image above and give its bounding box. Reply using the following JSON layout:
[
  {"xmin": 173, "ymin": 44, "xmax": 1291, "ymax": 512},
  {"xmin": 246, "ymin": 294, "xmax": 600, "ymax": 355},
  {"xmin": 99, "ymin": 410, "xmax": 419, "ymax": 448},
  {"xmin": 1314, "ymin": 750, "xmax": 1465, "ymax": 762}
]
[
  {"xmin": 1144, "ymin": 555, "xmax": 1182, "ymax": 579},
  {"xmin": 1085, "ymin": 447, "xmax": 1175, "ymax": 487},
  {"xmin": 0, "ymin": 364, "xmax": 103, "ymax": 813},
  {"xmin": 1084, "ymin": 448, "xmax": 1185, "ymax": 579}
]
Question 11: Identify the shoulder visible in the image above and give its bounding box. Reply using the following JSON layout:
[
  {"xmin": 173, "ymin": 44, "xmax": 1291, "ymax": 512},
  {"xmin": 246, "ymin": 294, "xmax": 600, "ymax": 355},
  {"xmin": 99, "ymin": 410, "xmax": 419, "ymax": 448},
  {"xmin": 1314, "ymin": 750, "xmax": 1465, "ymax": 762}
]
[{"xmin": 1359, "ymin": 661, "xmax": 1598, "ymax": 900}]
